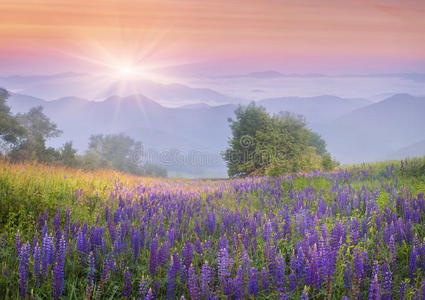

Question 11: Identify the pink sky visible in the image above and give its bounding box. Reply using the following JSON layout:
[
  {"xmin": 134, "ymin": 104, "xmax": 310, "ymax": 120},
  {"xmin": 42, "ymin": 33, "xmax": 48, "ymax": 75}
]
[{"xmin": 1, "ymin": 0, "xmax": 425, "ymax": 75}]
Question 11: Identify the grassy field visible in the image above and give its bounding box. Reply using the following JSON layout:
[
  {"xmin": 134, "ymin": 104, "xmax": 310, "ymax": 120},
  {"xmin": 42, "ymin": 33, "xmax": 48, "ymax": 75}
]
[{"xmin": 0, "ymin": 157, "xmax": 424, "ymax": 299}]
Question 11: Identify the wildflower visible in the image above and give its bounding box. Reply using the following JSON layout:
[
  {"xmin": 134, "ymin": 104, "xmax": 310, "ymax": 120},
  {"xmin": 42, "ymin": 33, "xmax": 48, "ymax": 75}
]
[
  {"xmin": 52, "ymin": 235, "xmax": 66, "ymax": 300},
  {"xmin": 369, "ymin": 273, "xmax": 381, "ymax": 300},
  {"xmin": 88, "ymin": 252, "xmax": 95, "ymax": 287},
  {"xmin": 19, "ymin": 242, "xmax": 30, "ymax": 299},
  {"xmin": 149, "ymin": 236, "xmax": 158, "ymax": 276},
  {"xmin": 218, "ymin": 248, "xmax": 232, "ymax": 281},
  {"xmin": 15, "ymin": 230, "xmax": 22, "ymax": 256},
  {"xmin": 201, "ymin": 260, "xmax": 212, "ymax": 296},
  {"xmin": 188, "ymin": 264, "xmax": 199, "ymax": 300},
  {"xmin": 139, "ymin": 275, "xmax": 149, "ymax": 299},
  {"xmin": 145, "ymin": 288, "xmax": 154, "ymax": 300},
  {"xmin": 123, "ymin": 267, "xmax": 132, "ymax": 299},
  {"xmin": 33, "ymin": 242, "xmax": 41, "ymax": 285},
  {"xmin": 248, "ymin": 267, "xmax": 259, "ymax": 296},
  {"xmin": 167, "ymin": 257, "xmax": 178, "ymax": 299}
]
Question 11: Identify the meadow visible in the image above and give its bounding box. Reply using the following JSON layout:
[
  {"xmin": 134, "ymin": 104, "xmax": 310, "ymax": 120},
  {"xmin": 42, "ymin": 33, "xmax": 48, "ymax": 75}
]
[{"xmin": 0, "ymin": 158, "xmax": 425, "ymax": 299}]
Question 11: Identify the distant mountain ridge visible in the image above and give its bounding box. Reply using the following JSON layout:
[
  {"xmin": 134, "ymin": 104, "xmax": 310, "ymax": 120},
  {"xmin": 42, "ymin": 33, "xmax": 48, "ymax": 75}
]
[
  {"xmin": 257, "ymin": 95, "xmax": 371, "ymax": 124},
  {"xmin": 216, "ymin": 71, "xmax": 425, "ymax": 81},
  {"xmin": 0, "ymin": 73, "xmax": 243, "ymax": 105},
  {"xmin": 6, "ymin": 92, "xmax": 425, "ymax": 176},
  {"xmin": 318, "ymin": 94, "xmax": 425, "ymax": 163}
]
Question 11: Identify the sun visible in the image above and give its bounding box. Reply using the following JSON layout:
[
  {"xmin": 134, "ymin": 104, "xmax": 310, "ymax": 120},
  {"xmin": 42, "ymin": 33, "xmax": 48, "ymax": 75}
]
[{"xmin": 114, "ymin": 64, "xmax": 139, "ymax": 81}]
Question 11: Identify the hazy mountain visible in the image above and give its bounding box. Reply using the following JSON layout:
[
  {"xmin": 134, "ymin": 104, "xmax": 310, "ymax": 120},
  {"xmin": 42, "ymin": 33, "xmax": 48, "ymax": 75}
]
[
  {"xmin": 387, "ymin": 139, "xmax": 425, "ymax": 160},
  {"xmin": 0, "ymin": 73, "xmax": 242, "ymax": 106},
  {"xmin": 7, "ymin": 93, "xmax": 236, "ymax": 176},
  {"xmin": 258, "ymin": 95, "xmax": 371, "ymax": 124},
  {"xmin": 216, "ymin": 71, "xmax": 425, "ymax": 81},
  {"xmin": 319, "ymin": 94, "xmax": 425, "ymax": 163},
  {"xmin": 6, "ymin": 92, "xmax": 425, "ymax": 176}
]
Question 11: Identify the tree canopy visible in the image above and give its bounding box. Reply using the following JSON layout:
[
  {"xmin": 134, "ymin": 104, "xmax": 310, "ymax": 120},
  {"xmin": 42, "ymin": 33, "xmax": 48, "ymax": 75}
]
[
  {"xmin": 224, "ymin": 102, "xmax": 338, "ymax": 177},
  {"xmin": 86, "ymin": 133, "xmax": 167, "ymax": 177},
  {"xmin": 0, "ymin": 88, "xmax": 25, "ymax": 149},
  {"xmin": 9, "ymin": 106, "xmax": 63, "ymax": 162}
]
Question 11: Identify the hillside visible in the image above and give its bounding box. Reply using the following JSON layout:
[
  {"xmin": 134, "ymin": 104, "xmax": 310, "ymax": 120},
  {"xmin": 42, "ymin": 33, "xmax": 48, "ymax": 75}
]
[
  {"xmin": 319, "ymin": 94, "xmax": 425, "ymax": 163},
  {"xmin": 257, "ymin": 95, "xmax": 370, "ymax": 124}
]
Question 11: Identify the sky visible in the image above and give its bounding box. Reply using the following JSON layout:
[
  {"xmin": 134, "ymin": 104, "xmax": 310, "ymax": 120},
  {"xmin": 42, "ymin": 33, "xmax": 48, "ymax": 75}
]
[{"xmin": 1, "ymin": 0, "xmax": 425, "ymax": 75}]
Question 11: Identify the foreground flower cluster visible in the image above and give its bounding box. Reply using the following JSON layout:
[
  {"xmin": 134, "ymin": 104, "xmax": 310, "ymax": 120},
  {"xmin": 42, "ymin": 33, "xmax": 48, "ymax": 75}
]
[{"xmin": 4, "ymin": 163, "xmax": 425, "ymax": 299}]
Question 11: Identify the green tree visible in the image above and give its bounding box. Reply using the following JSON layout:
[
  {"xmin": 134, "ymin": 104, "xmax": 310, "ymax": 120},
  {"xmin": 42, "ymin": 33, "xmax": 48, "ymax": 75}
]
[
  {"xmin": 0, "ymin": 88, "xmax": 25, "ymax": 151},
  {"xmin": 223, "ymin": 102, "xmax": 271, "ymax": 177},
  {"xmin": 86, "ymin": 133, "xmax": 167, "ymax": 177},
  {"xmin": 224, "ymin": 105, "xmax": 337, "ymax": 177},
  {"xmin": 9, "ymin": 106, "xmax": 62, "ymax": 162},
  {"xmin": 59, "ymin": 141, "xmax": 78, "ymax": 166},
  {"xmin": 309, "ymin": 132, "xmax": 327, "ymax": 156}
]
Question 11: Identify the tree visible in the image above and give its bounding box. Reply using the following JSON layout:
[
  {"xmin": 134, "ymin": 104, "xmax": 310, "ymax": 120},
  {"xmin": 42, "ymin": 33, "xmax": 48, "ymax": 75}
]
[
  {"xmin": 9, "ymin": 106, "xmax": 62, "ymax": 162},
  {"xmin": 223, "ymin": 103, "xmax": 271, "ymax": 177},
  {"xmin": 0, "ymin": 88, "xmax": 25, "ymax": 151},
  {"xmin": 224, "ymin": 104, "xmax": 337, "ymax": 177},
  {"xmin": 59, "ymin": 141, "xmax": 78, "ymax": 166},
  {"xmin": 86, "ymin": 133, "xmax": 167, "ymax": 177},
  {"xmin": 87, "ymin": 133, "xmax": 142, "ymax": 173}
]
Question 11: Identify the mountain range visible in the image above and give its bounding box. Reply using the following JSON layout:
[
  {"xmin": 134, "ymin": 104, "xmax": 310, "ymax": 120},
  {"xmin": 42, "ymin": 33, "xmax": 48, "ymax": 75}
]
[
  {"xmin": 2, "ymin": 70, "xmax": 425, "ymax": 177},
  {"xmin": 6, "ymin": 91, "xmax": 425, "ymax": 177}
]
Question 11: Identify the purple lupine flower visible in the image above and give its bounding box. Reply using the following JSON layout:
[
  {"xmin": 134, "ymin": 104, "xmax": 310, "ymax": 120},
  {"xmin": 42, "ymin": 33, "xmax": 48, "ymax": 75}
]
[
  {"xmin": 218, "ymin": 248, "xmax": 232, "ymax": 281},
  {"xmin": 261, "ymin": 267, "xmax": 269, "ymax": 292},
  {"xmin": 41, "ymin": 233, "xmax": 53, "ymax": 279},
  {"xmin": 264, "ymin": 241, "xmax": 277, "ymax": 284},
  {"xmin": 167, "ymin": 257, "xmax": 178, "ymax": 300},
  {"xmin": 306, "ymin": 244, "xmax": 319, "ymax": 290},
  {"xmin": 15, "ymin": 230, "xmax": 22, "ymax": 257},
  {"xmin": 275, "ymin": 252, "xmax": 285, "ymax": 289},
  {"xmin": 145, "ymin": 288, "xmax": 154, "ymax": 300},
  {"xmin": 32, "ymin": 232, "xmax": 39, "ymax": 254},
  {"xmin": 149, "ymin": 236, "xmax": 158, "ymax": 276},
  {"xmin": 188, "ymin": 264, "xmax": 199, "ymax": 300},
  {"xmin": 76, "ymin": 230, "xmax": 88, "ymax": 264},
  {"xmin": 19, "ymin": 242, "xmax": 30, "ymax": 299},
  {"xmin": 233, "ymin": 265, "xmax": 245, "ymax": 298},
  {"xmin": 300, "ymin": 286, "xmax": 309, "ymax": 300},
  {"xmin": 409, "ymin": 246, "xmax": 418, "ymax": 282},
  {"xmin": 248, "ymin": 267, "xmax": 259, "ymax": 296},
  {"xmin": 123, "ymin": 267, "xmax": 132, "ymax": 299},
  {"xmin": 157, "ymin": 243, "xmax": 168, "ymax": 267},
  {"xmin": 263, "ymin": 220, "xmax": 272, "ymax": 242},
  {"xmin": 353, "ymin": 248, "xmax": 365, "ymax": 278},
  {"xmin": 88, "ymin": 251, "xmax": 95, "ymax": 287},
  {"xmin": 42, "ymin": 222, "xmax": 48, "ymax": 239},
  {"xmin": 107, "ymin": 219, "xmax": 116, "ymax": 243},
  {"xmin": 33, "ymin": 242, "xmax": 41, "ymax": 285},
  {"xmin": 131, "ymin": 228, "xmax": 139, "ymax": 262},
  {"xmin": 182, "ymin": 241, "xmax": 193, "ymax": 270},
  {"xmin": 200, "ymin": 260, "xmax": 212, "ymax": 296},
  {"xmin": 389, "ymin": 235, "xmax": 397, "ymax": 269},
  {"xmin": 382, "ymin": 261, "xmax": 392, "ymax": 298},
  {"xmin": 399, "ymin": 281, "xmax": 407, "ymax": 300},
  {"xmin": 369, "ymin": 273, "xmax": 381, "ymax": 300},
  {"xmin": 289, "ymin": 270, "xmax": 297, "ymax": 292},
  {"xmin": 139, "ymin": 275, "xmax": 149, "ymax": 299},
  {"xmin": 344, "ymin": 261, "xmax": 352, "ymax": 291},
  {"xmin": 52, "ymin": 235, "xmax": 66, "ymax": 300},
  {"xmin": 195, "ymin": 238, "xmax": 203, "ymax": 256}
]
